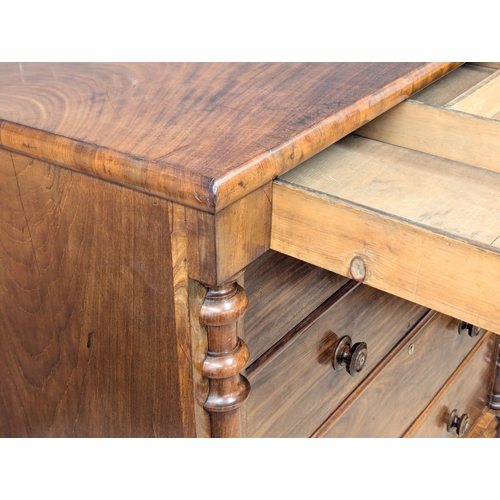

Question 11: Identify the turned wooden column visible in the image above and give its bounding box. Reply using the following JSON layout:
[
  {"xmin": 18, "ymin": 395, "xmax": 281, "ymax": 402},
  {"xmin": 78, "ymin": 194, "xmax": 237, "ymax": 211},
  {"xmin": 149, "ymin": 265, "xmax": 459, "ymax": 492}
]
[{"xmin": 199, "ymin": 281, "xmax": 250, "ymax": 437}]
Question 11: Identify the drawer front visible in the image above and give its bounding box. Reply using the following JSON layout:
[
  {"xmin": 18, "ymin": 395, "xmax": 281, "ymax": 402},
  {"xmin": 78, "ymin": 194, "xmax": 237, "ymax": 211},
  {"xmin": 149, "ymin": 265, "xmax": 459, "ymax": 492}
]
[
  {"xmin": 245, "ymin": 284, "xmax": 427, "ymax": 438},
  {"xmin": 244, "ymin": 250, "xmax": 348, "ymax": 364},
  {"xmin": 406, "ymin": 333, "xmax": 495, "ymax": 438},
  {"xmin": 318, "ymin": 313, "xmax": 486, "ymax": 438}
]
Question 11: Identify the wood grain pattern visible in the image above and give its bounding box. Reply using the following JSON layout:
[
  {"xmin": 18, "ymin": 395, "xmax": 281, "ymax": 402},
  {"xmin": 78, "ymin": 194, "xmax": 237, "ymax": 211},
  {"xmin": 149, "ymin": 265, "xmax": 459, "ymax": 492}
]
[
  {"xmin": 356, "ymin": 100, "xmax": 500, "ymax": 175},
  {"xmin": 245, "ymin": 284, "xmax": 427, "ymax": 438},
  {"xmin": 271, "ymin": 181, "xmax": 500, "ymax": 335},
  {"xmin": 199, "ymin": 281, "xmax": 250, "ymax": 438},
  {"xmin": 312, "ymin": 310, "xmax": 432, "ymax": 437},
  {"xmin": 185, "ymin": 184, "xmax": 272, "ymax": 285},
  {"xmin": 280, "ymin": 135, "xmax": 500, "ymax": 250},
  {"xmin": 187, "ymin": 279, "xmax": 211, "ymax": 438},
  {"xmin": 470, "ymin": 62, "xmax": 500, "ymax": 69},
  {"xmin": 0, "ymin": 63, "xmax": 460, "ymax": 212},
  {"xmin": 170, "ymin": 204, "xmax": 215, "ymax": 438},
  {"xmin": 0, "ymin": 149, "xmax": 198, "ymax": 437},
  {"xmin": 448, "ymin": 70, "xmax": 500, "ymax": 117},
  {"xmin": 411, "ymin": 63, "xmax": 493, "ymax": 106},
  {"xmin": 317, "ymin": 314, "xmax": 485, "ymax": 438},
  {"xmin": 468, "ymin": 409, "xmax": 499, "ymax": 438},
  {"xmin": 245, "ymin": 280, "xmax": 360, "ymax": 378},
  {"xmin": 405, "ymin": 333, "xmax": 494, "ymax": 438},
  {"xmin": 243, "ymin": 250, "xmax": 349, "ymax": 364}
]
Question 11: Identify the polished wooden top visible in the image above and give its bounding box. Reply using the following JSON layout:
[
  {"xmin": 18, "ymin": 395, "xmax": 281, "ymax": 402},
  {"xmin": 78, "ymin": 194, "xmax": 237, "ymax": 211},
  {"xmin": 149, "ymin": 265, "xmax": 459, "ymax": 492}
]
[{"xmin": 0, "ymin": 62, "xmax": 460, "ymax": 212}]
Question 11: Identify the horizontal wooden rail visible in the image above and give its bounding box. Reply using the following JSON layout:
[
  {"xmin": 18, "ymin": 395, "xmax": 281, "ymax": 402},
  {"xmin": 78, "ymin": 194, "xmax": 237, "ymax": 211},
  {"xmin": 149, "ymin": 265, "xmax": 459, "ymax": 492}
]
[
  {"xmin": 356, "ymin": 100, "xmax": 500, "ymax": 175},
  {"xmin": 271, "ymin": 180, "xmax": 500, "ymax": 335}
]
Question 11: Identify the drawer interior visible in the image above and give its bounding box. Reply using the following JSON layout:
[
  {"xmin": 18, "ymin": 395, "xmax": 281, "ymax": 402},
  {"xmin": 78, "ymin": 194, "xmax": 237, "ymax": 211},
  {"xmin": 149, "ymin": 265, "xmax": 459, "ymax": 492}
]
[
  {"xmin": 271, "ymin": 62, "xmax": 500, "ymax": 336},
  {"xmin": 410, "ymin": 63, "xmax": 497, "ymax": 109},
  {"xmin": 356, "ymin": 62, "xmax": 500, "ymax": 174}
]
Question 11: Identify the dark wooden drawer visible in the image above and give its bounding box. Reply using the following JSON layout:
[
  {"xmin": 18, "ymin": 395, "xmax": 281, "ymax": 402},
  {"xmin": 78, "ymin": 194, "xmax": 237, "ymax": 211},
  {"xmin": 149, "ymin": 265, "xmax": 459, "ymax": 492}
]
[
  {"xmin": 405, "ymin": 333, "xmax": 495, "ymax": 438},
  {"xmin": 244, "ymin": 250, "xmax": 348, "ymax": 364},
  {"xmin": 316, "ymin": 312, "xmax": 486, "ymax": 438},
  {"xmin": 244, "ymin": 283, "xmax": 427, "ymax": 438}
]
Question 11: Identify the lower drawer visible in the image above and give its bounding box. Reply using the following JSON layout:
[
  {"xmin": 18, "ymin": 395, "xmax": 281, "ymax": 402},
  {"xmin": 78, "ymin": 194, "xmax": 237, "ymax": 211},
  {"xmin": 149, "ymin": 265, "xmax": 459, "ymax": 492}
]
[
  {"xmin": 244, "ymin": 283, "xmax": 426, "ymax": 438},
  {"xmin": 316, "ymin": 312, "xmax": 485, "ymax": 438},
  {"xmin": 406, "ymin": 333, "xmax": 495, "ymax": 438},
  {"xmin": 244, "ymin": 250, "xmax": 348, "ymax": 364}
]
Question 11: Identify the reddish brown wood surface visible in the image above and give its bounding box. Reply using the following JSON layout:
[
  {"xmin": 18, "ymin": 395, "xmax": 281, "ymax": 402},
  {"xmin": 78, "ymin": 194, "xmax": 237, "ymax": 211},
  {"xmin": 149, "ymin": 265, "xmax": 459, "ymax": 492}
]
[
  {"xmin": 245, "ymin": 284, "xmax": 427, "ymax": 438},
  {"xmin": 199, "ymin": 281, "xmax": 250, "ymax": 438},
  {"xmin": 243, "ymin": 250, "xmax": 349, "ymax": 364},
  {"xmin": 0, "ymin": 150, "xmax": 200, "ymax": 437},
  {"xmin": 186, "ymin": 184, "xmax": 272, "ymax": 285},
  {"xmin": 406, "ymin": 333, "xmax": 494, "ymax": 438},
  {"xmin": 0, "ymin": 63, "xmax": 460, "ymax": 212},
  {"xmin": 317, "ymin": 314, "xmax": 485, "ymax": 438}
]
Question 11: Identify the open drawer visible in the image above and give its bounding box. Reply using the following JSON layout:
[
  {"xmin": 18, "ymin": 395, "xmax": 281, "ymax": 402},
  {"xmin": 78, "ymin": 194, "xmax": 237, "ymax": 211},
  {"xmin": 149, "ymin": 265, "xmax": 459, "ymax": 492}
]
[{"xmin": 271, "ymin": 63, "xmax": 500, "ymax": 335}]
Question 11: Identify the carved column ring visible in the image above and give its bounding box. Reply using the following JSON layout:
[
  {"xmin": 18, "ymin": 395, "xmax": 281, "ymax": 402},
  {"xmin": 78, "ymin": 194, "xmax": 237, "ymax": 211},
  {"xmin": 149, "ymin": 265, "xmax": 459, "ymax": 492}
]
[
  {"xmin": 199, "ymin": 283, "xmax": 249, "ymax": 326},
  {"xmin": 203, "ymin": 339, "xmax": 250, "ymax": 379},
  {"xmin": 199, "ymin": 280, "xmax": 250, "ymax": 436},
  {"xmin": 203, "ymin": 376, "xmax": 251, "ymax": 413}
]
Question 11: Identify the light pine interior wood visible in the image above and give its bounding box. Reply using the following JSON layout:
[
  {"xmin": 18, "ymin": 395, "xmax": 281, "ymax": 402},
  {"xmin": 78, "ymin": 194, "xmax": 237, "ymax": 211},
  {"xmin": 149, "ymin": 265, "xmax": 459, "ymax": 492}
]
[
  {"xmin": 356, "ymin": 100, "xmax": 500, "ymax": 175},
  {"xmin": 273, "ymin": 65, "xmax": 500, "ymax": 336},
  {"xmin": 272, "ymin": 180, "xmax": 500, "ymax": 335},
  {"xmin": 280, "ymin": 135, "xmax": 500, "ymax": 250},
  {"xmin": 411, "ymin": 64, "xmax": 494, "ymax": 107},
  {"xmin": 448, "ymin": 70, "xmax": 500, "ymax": 118},
  {"xmin": 469, "ymin": 62, "xmax": 500, "ymax": 70}
]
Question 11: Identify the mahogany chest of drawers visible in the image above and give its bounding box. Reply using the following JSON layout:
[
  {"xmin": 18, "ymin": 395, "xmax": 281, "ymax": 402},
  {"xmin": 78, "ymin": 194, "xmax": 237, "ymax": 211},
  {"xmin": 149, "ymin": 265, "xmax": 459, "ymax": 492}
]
[{"xmin": 1, "ymin": 62, "xmax": 499, "ymax": 438}]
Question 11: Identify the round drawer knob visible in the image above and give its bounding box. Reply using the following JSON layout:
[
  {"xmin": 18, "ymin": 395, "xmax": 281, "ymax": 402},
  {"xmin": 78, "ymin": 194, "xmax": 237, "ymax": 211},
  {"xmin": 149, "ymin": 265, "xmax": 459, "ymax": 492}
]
[
  {"xmin": 447, "ymin": 409, "xmax": 470, "ymax": 437},
  {"xmin": 333, "ymin": 336, "xmax": 368, "ymax": 377},
  {"xmin": 458, "ymin": 321, "xmax": 480, "ymax": 337}
]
